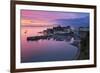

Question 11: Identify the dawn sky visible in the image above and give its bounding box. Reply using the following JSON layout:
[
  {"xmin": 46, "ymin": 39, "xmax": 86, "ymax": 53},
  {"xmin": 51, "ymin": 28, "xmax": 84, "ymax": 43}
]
[{"xmin": 21, "ymin": 10, "xmax": 89, "ymax": 27}]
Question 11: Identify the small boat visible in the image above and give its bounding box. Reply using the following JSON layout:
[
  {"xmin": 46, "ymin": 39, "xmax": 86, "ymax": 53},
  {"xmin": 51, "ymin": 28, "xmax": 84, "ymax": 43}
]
[
  {"xmin": 69, "ymin": 37, "xmax": 75, "ymax": 44},
  {"xmin": 24, "ymin": 30, "xmax": 27, "ymax": 34}
]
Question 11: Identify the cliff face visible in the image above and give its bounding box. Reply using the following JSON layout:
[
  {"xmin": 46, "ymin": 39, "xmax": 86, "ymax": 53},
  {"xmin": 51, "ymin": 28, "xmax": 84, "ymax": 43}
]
[{"xmin": 78, "ymin": 31, "xmax": 89, "ymax": 60}]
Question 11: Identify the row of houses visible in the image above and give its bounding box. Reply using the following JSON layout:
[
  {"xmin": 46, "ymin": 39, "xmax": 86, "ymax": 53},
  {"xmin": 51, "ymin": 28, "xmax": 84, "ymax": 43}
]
[{"xmin": 43, "ymin": 25, "xmax": 73, "ymax": 36}]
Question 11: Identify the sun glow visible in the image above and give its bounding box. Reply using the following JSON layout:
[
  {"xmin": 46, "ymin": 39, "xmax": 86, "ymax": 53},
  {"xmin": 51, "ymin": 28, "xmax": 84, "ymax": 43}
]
[
  {"xmin": 21, "ymin": 19, "xmax": 55, "ymax": 27},
  {"xmin": 21, "ymin": 19, "xmax": 33, "ymax": 24}
]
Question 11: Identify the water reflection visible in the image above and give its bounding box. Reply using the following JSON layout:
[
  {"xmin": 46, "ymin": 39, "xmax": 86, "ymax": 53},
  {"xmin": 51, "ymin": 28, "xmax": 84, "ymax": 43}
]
[{"xmin": 21, "ymin": 27, "xmax": 80, "ymax": 63}]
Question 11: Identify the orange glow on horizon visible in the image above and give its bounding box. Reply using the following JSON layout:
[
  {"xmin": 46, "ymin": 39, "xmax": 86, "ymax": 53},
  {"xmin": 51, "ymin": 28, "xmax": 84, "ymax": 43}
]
[
  {"xmin": 21, "ymin": 19, "xmax": 33, "ymax": 24},
  {"xmin": 21, "ymin": 19, "xmax": 54, "ymax": 26}
]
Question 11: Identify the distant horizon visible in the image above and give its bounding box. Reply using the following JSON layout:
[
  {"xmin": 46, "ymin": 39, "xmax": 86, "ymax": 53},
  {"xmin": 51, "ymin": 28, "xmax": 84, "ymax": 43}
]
[{"xmin": 21, "ymin": 24, "xmax": 89, "ymax": 28}]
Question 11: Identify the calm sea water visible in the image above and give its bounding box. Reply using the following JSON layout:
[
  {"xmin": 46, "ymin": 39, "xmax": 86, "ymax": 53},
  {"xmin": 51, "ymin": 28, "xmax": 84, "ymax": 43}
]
[{"xmin": 21, "ymin": 27, "xmax": 80, "ymax": 63}]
